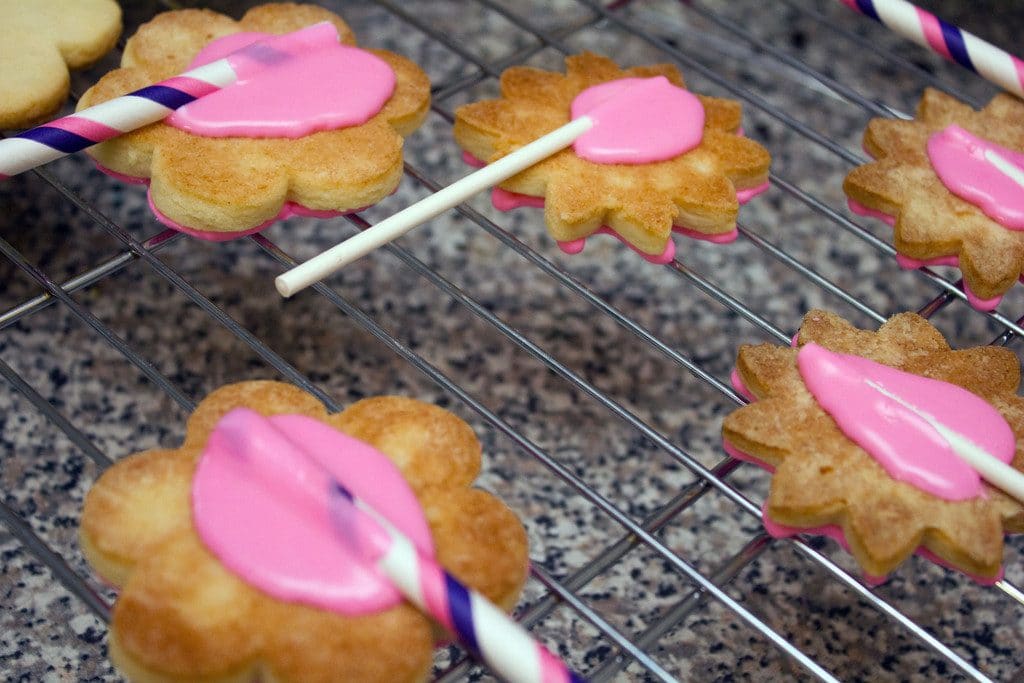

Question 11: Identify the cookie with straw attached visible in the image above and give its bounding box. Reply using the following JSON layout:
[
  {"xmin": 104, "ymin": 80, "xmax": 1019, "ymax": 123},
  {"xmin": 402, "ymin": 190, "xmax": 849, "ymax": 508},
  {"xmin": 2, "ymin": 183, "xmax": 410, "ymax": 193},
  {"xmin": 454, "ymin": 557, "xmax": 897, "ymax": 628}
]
[
  {"xmin": 80, "ymin": 381, "xmax": 530, "ymax": 683},
  {"xmin": 723, "ymin": 309, "xmax": 1024, "ymax": 580}
]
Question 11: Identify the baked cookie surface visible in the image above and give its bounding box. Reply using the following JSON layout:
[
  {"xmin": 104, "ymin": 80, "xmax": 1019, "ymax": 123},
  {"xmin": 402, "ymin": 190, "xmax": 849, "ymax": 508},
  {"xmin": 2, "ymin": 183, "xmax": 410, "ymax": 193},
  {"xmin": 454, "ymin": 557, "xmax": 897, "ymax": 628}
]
[
  {"xmin": 77, "ymin": 3, "xmax": 431, "ymax": 237},
  {"xmin": 0, "ymin": 0, "xmax": 121, "ymax": 129},
  {"xmin": 723, "ymin": 309, "xmax": 1024, "ymax": 581},
  {"xmin": 80, "ymin": 381, "xmax": 529, "ymax": 683},
  {"xmin": 454, "ymin": 52, "xmax": 770, "ymax": 260},
  {"xmin": 844, "ymin": 88, "xmax": 1024, "ymax": 309}
]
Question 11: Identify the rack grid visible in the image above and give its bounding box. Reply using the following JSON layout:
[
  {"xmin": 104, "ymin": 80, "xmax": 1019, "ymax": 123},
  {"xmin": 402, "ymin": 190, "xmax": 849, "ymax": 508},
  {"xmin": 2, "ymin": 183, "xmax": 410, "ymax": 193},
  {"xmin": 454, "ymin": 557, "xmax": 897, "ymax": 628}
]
[{"xmin": 1, "ymin": 0, "xmax": 1022, "ymax": 680}]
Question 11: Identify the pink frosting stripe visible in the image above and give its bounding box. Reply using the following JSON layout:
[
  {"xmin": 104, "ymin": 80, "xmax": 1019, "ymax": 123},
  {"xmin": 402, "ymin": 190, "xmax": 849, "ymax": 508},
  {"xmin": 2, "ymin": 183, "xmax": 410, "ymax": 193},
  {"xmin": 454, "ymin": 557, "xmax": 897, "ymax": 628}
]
[{"xmin": 48, "ymin": 116, "xmax": 122, "ymax": 140}]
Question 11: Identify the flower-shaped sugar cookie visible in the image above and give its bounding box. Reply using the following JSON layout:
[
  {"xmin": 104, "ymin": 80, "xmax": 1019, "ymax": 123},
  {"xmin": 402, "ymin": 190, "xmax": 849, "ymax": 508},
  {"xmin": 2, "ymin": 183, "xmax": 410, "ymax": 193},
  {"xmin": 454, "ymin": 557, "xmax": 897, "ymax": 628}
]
[
  {"xmin": 0, "ymin": 0, "xmax": 121, "ymax": 129},
  {"xmin": 454, "ymin": 53, "xmax": 771, "ymax": 261},
  {"xmin": 77, "ymin": 4, "xmax": 430, "ymax": 239},
  {"xmin": 80, "ymin": 381, "xmax": 529, "ymax": 683},
  {"xmin": 844, "ymin": 88, "xmax": 1024, "ymax": 310},
  {"xmin": 723, "ymin": 309, "xmax": 1024, "ymax": 582}
]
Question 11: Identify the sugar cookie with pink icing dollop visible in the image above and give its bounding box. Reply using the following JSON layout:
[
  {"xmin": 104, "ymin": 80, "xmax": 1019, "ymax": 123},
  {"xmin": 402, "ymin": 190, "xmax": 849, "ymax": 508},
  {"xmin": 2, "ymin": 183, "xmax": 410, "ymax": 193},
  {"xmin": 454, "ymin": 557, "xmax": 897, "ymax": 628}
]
[
  {"xmin": 76, "ymin": 4, "xmax": 430, "ymax": 239},
  {"xmin": 723, "ymin": 309, "xmax": 1024, "ymax": 582},
  {"xmin": 80, "ymin": 380, "xmax": 528, "ymax": 683},
  {"xmin": 844, "ymin": 88, "xmax": 1024, "ymax": 310},
  {"xmin": 454, "ymin": 53, "xmax": 771, "ymax": 262}
]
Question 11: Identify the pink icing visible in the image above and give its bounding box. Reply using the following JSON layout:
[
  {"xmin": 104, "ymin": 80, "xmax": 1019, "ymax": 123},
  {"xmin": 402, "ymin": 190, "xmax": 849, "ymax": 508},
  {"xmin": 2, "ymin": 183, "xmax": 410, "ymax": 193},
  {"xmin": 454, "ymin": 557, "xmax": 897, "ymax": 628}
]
[
  {"xmin": 927, "ymin": 124, "xmax": 1024, "ymax": 229},
  {"xmin": 167, "ymin": 32, "xmax": 395, "ymax": 138},
  {"xmin": 846, "ymin": 198, "xmax": 895, "ymax": 227},
  {"xmin": 95, "ymin": 163, "xmax": 352, "ymax": 240},
  {"xmin": 461, "ymin": 152, "xmax": 768, "ymax": 262},
  {"xmin": 796, "ymin": 343, "xmax": 1014, "ymax": 500},
  {"xmin": 729, "ymin": 368, "xmax": 756, "ymax": 402},
  {"xmin": 147, "ymin": 196, "xmax": 343, "ymax": 241},
  {"xmin": 191, "ymin": 410, "xmax": 434, "ymax": 615},
  {"xmin": 212, "ymin": 22, "xmax": 340, "ymax": 82},
  {"xmin": 736, "ymin": 182, "xmax": 770, "ymax": 203},
  {"xmin": 569, "ymin": 77, "xmax": 704, "ymax": 164},
  {"xmin": 722, "ymin": 439, "xmax": 1003, "ymax": 585},
  {"xmin": 847, "ymin": 198, "xmax": 1017, "ymax": 311}
]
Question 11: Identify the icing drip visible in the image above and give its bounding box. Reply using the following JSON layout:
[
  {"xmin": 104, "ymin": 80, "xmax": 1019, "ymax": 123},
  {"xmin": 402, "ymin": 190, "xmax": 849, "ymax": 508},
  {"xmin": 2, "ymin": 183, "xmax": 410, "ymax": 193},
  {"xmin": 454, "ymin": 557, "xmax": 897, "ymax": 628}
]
[
  {"xmin": 846, "ymin": 198, "xmax": 1019, "ymax": 311},
  {"xmin": 927, "ymin": 124, "xmax": 1024, "ymax": 229},
  {"xmin": 460, "ymin": 152, "xmax": 768, "ymax": 262},
  {"xmin": 796, "ymin": 343, "xmax": 1014, "ymax": 500},
  {"xmin": 721, "ymin": 439, "xmax": 1003, "ymax": 586},
  {"xmin": 191, "ymin": 409, "xmax": 433, "ymax": 615},
  {"xmin": 569, "ymin": 76, "xmax": 704, "ymax": 164},
  {"xmin": 167, "ymin": 31, "xmax": 395, "ymax": 138},
  {"xmin": 94, "ymin": 162, "xmax": 351, "ymax": 241}
]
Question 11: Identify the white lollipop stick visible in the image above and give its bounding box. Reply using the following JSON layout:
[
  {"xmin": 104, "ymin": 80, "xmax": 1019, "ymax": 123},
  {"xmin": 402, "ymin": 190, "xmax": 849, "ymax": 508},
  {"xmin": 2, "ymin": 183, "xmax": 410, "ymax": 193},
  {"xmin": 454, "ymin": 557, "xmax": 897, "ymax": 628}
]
[
  {"xmin": 274, "ymin": 116, "xmax": 593, "ymax": 297},
  {"xmin": 866, "ymin": 380, "xmax": 1024, "ymax": 502}
]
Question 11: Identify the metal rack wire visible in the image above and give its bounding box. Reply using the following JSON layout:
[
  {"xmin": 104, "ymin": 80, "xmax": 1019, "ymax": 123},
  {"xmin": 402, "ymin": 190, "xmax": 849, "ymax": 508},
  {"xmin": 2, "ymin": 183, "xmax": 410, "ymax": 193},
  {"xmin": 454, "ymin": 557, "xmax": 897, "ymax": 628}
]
[{"xmin": 1, "ymin": 0, "xmax": 1022, "ymax": 680}]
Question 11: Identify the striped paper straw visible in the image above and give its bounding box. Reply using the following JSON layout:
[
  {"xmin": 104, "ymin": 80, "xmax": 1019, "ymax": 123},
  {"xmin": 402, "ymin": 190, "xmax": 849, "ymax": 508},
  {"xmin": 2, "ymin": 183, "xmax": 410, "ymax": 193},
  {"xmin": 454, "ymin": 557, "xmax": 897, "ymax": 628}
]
[
  {"xmin": 839, "ymin": 0, "xmax": 1024, "ymax": 98},
  {"xmin": 0, "ymin": 22, "xmax": 340, "ymax": 180},
  {"xmin": 217, "ymin": 408, "xmax": 587, "ymax": 683}
]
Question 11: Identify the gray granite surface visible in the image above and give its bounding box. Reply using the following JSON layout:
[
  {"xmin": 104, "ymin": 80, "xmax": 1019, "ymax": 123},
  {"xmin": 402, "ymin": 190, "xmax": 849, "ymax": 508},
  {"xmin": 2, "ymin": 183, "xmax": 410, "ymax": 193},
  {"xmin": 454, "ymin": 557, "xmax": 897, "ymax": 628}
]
[{"xmin": 1, "ymin": 0, "xmax": 1023, "ymax": 680}]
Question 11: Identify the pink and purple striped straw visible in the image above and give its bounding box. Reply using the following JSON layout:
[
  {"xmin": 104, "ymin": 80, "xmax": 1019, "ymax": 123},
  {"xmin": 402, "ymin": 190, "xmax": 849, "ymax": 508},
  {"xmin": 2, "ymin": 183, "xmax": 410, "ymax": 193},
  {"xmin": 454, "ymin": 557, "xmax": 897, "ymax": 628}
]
[
  {"xmin": 0, "ymin": 22, "xmax": 340, "ymax": 181},
  {"xmin": 218, "ymin": 408, "xmax": 587, "ymax": 683},
  {"xmin": 839, "ymin": 0, "xmax": 1024, "ymax": 98}
]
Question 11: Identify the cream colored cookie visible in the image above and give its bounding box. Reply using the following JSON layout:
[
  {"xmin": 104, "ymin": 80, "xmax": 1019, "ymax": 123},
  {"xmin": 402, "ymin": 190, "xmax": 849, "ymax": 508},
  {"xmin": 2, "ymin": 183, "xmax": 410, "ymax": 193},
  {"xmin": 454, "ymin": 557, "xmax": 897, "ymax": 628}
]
[
  {"xmin": 844, "ymin": 88, "xmax": 1024, "ymax": 305},
  {"xmin": 723, "ymin": 309, "xmax": 1024, "ymax": 579},
  {"xmin": 454, "ymin": 52, "xmax": 770, "ymax": 256},
  {"xmin": 0, "ymin": 0, "xmax": 121, "ymax": 129},
  {"xmin": 77, "ymin": 4, "xmax": 431, "ymax": 236},
  {"xmin": 81, "ymin": 381, "xmax": 529, "ymax": 683}
]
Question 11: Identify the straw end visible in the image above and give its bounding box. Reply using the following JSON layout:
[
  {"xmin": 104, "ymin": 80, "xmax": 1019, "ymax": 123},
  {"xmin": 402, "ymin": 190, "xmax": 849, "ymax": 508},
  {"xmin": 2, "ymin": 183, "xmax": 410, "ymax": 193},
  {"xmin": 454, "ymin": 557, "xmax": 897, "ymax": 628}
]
[{"xmin": 275, "ymin": 273, "xmax": 298, "ymax": 298}]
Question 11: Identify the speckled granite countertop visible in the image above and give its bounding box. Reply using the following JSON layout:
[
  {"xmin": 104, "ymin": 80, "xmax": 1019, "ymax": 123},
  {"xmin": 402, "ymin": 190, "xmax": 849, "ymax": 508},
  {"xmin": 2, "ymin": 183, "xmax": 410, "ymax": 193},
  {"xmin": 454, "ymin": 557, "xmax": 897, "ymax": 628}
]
[{"xmin": 1, "ymin": 0, "xmax": 1022, "ymax": 680}]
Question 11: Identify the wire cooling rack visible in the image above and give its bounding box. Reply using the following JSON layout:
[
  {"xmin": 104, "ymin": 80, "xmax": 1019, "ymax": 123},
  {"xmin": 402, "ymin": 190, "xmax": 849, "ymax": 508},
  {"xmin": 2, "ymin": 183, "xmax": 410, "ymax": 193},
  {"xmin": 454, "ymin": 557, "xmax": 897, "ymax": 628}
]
[{"xmin": 1, "ymin": 0, "xmax": 1023, "ymax": 680}]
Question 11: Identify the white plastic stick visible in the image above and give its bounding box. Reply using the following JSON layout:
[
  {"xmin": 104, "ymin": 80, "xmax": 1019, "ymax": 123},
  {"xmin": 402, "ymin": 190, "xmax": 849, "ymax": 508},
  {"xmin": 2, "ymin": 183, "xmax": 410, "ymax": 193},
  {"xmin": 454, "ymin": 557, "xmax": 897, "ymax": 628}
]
[
  {"xmin": 866, "ymin": 380, "xmax": 1024, "ymax": 503},
  {"xmin": 274, "ymin": 116, "xmax": 594, "ymax": 297}
]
